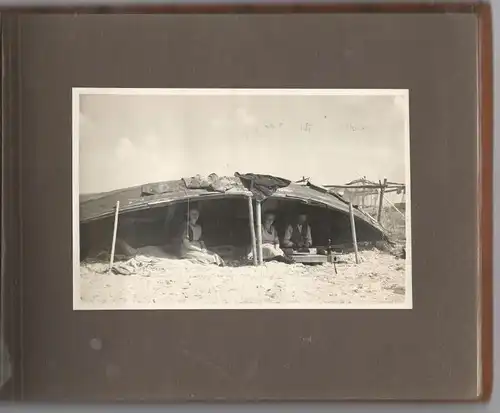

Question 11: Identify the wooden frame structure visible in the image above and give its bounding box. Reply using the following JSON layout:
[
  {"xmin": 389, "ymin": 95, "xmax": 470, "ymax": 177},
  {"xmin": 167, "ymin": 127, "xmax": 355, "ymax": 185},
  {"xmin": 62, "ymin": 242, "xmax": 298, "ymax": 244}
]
[{"xmin": 325, "ymin": 177, "xmax": 406, "ymax": 224}]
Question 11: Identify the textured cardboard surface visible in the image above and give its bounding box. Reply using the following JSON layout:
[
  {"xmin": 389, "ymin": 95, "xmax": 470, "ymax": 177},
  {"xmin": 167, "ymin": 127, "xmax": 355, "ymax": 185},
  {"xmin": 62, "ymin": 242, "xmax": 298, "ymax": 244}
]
[{"xmin": 4, "ymin": 10, "xmax": 486, "ymax": 401}]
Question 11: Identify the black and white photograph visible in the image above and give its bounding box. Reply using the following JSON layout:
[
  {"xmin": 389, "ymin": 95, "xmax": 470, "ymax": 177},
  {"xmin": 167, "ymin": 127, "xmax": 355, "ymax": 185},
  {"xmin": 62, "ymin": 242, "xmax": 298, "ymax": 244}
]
[{"xmin": 73, "ymin": 88, "xmax": 411, "ymax": 310}]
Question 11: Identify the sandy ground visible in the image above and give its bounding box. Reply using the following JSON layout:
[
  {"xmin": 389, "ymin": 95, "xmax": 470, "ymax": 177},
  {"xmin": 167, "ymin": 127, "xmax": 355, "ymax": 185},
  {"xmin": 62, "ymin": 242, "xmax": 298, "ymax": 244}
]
[{"xmin": 79, "ymin": 249, "xmax": 407, "ymax": 307}]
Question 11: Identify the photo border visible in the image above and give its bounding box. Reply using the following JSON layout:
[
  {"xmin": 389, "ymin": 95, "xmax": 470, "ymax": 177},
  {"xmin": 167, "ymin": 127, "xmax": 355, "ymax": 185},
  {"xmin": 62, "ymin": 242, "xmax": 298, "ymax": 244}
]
[{"xmin": 72, "ymin": 87, "xmax": 412, "ymax": 310}]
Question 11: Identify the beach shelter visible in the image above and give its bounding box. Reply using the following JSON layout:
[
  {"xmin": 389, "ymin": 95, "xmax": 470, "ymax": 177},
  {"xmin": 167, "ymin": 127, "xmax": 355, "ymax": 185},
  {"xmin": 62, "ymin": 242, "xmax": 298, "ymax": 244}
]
[{"xmin": 79, "ymin": 173, "xmax": 389, "ymax": 263}]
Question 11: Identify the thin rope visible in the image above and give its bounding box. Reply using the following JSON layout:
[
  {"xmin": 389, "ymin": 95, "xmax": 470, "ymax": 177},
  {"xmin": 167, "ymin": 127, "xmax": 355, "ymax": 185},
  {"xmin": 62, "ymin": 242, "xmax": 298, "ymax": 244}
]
[{"xmin": 187, "ymin": 196, "xmax": 190, "ymax": 235}]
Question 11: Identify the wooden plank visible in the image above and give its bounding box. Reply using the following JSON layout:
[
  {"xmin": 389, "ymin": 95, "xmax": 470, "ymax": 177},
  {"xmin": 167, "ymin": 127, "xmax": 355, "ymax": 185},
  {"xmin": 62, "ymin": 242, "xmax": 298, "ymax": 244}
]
[
  {"xmin": 325, "ymin": 184, "xmax": 384, "ymax": 189},
  {"xmin": 255, "ymin": 201, "xmax": 263, "ymax": 265},
  {"xmin": 377, "ymin": 178, "xmax": 388, "ymax": 222},
  {"xmin": 109, "ymin": 201, "xmax": 120, "ymax": 273},
  {"xmin": 292, "ymin": 254, "xmax": 327, "ymax": 264},
  {"xmin": 324, "ymin": 183, "xmax": 403, "ymax": 190},
  {"xmin": 349, "ymin": 202, "xmax": 360, "ymax": 264},
  {"xmin": 247, "ymin": 196, "xmax": 258, "ymax": 266}
]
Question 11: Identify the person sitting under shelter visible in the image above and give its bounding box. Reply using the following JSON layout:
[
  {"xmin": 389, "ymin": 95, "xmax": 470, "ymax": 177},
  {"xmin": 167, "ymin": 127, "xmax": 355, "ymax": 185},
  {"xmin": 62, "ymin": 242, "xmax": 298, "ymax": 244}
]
[
  {"xmin": 179, "ymin": 208, "xmax": 225, "ymax": 266},
  {"xmin": 248, "ymin": 212, "xmax": 294, "ymax": 264},
  {"xmin": 282, "ymin": 212, "xmax": 313, "ymax": 254}
]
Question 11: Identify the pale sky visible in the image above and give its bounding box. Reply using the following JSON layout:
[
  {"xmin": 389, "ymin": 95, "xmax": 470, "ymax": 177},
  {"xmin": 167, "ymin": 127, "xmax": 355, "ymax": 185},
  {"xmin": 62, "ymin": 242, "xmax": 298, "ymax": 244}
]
[{"xmin": 78, "ymin": 91, "xmax": 409, "ymax": 195}]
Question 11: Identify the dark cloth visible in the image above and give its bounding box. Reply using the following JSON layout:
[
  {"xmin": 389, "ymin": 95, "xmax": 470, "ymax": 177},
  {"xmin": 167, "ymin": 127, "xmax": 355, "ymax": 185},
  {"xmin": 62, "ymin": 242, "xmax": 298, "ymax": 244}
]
[
  {"xmin": 235, "ymin": 172, "xmax": 291, "ymax": 201},
  {"xmin": 181, "ymin": 222, "xmax": 203, "ymax": 243},
  {"xmin": 283, "ymin": 222, "xmax": 312, "ymax": 248},
  {"xmin": 290, "ymin": 224, "xmax": 309, "ymax": 246}
]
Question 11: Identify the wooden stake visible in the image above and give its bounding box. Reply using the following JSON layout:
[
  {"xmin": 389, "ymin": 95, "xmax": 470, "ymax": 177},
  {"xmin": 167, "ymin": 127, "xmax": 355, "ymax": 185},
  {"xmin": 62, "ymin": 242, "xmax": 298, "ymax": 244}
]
[
  {"xmin": 247, "ymin": 196, "xmax": 258, "ymax": 266},
  {"xmin": 109, "ymin": 201, "xmax": 120, "ymax": 273},
  {"xmin": 255, "ymin": 201, "xmax": 263, "ymax": 265},
  {"xmin": 349, "ymin": 202, "xmax": 359, "ymax": 264},
  {"xmin": 377, "ymin": 178, "xmax": 388, "ymax": 223}
]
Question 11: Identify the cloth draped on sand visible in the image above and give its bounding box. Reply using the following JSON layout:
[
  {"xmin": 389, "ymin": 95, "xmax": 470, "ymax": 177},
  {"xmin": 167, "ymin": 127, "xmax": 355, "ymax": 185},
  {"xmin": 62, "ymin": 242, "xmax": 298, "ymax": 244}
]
[
  {"xmin": 247, "ymin": 243, "xmax": 285, "ymax": 261},
  {"xmin": 248, "ymin": 225, "xmax": 286, "ymax": 261},
  {"xmin": 181, "ymin": 249, "xmax": 224, "ymax": 265},
  {"xmin": 179, "ymin": 224, "xmax": 224, "ymax": 266}
]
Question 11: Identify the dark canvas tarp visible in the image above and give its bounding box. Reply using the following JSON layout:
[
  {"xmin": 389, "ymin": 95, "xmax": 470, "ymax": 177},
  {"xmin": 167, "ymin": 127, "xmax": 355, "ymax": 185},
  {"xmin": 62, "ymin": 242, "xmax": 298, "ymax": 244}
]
[{"xmin": 234, "ymin": 172, "xmax": 291, "ymax": 201}]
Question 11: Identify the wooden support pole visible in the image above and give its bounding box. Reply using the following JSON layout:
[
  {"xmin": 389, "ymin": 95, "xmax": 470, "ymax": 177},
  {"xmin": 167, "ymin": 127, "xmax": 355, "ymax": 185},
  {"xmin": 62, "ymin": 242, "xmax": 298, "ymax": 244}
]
[
  {"xmin": 377, "ymin": 178, "xmax": 388, "ymax": 223},
  {"xmin": 349, "ymin": 202, "xmax": 360, "ymax": 264},
  {"xmin": 255, "ymin": 201, "xmax": 263, "ymax": 265},
  {"xmin": 383, "ymin": 188, "xmax": 403, "ymax": 194},
  {"xmin": 247, "ymin": 196, "xmax": 258, "ymax": 266},
  {"xmin": 109, "ymin": 200, "xmax": 120, "ymax": 273}
]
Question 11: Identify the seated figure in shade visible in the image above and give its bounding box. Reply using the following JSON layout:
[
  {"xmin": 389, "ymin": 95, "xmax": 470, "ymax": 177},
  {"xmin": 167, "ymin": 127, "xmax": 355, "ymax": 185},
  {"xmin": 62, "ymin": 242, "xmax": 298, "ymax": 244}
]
[
  {"xmin": 179, "ymin": 208, "xmax": 225, "ymax": 266},
  {"xmin": 112, "ymin": 207, "xmax": 224, "ymax": 266},
  {"xmin": 282, "ymin": 212, "xmax": 313, "ymax": 255},
  {"xmin": 248, "ymin": 212, "xmax": 294, "ymax": 264}
]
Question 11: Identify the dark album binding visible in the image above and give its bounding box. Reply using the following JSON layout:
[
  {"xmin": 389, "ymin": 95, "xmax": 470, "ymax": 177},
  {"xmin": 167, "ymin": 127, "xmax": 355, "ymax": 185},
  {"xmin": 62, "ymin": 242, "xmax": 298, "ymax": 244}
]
[{"xmin": 0, "ymin": 3, "xmax": 493, "ymax": 403}]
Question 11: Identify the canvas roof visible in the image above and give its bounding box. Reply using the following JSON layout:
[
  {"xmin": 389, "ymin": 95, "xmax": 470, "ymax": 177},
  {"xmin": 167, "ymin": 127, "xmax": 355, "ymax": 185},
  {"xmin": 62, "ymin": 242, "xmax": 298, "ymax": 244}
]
[{"xmin": 79, "ymin": 175, "xmax": 388, "ymax": 237}]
